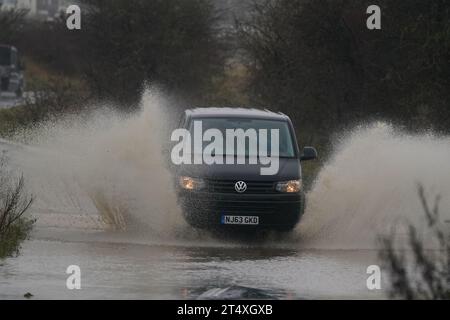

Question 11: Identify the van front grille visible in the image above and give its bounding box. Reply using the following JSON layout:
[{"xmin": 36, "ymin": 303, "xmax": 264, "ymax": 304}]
[{"xmin": 205, "ymin": 180, "xmax": 276, "ymax": 194}]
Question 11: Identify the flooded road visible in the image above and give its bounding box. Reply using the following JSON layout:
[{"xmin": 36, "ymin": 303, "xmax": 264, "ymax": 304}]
[
  {"xmin": 2, "ymin": 89, "xmax": 450, "ymax": 300},
  {"xmin": 0, "ymin": 226, "xmax": 384, "ymax": 299}
]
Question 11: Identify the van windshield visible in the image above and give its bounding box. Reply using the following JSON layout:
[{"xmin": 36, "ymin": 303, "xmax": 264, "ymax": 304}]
[
  {"xmin": 189, "ymin": 117, "xmax": 296, "ymax": 158},
  {"xmin": 0, "ymin": 47, "xmax": 11, "ymax": 66}
]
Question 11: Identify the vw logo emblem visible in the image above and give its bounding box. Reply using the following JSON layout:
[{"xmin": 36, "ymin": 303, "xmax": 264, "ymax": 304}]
[{"xmin": 234, "ymin": 181, "xmax": 247, "ymax": 193}]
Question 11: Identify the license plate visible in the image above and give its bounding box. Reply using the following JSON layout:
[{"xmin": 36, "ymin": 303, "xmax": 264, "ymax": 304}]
[{"xmin": 221, "ymin": 215, "xmax": 259, "ymax": 225}]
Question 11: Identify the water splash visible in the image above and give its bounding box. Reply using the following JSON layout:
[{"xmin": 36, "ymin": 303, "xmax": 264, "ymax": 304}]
[
  {"xmin": 3, "ymin": 97, "xmax": 450, "ymax": 249},
  {"xmin": 298, "ymin": 122, "xmax": 450, "ymax": 249},
  {"xmin": 3, "ymin": 88, "xmax": 186, "ymax": 237}
]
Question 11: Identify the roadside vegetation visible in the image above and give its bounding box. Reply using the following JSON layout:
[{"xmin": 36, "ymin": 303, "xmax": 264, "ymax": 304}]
[
  {"xmin": 2, "ymin": 0, "xmax": 448, "ymax": 138},
  {"xmin": 379, "ymin": 185, "xmax": 450, "ymax": 299},
  {"xmin": 0, "ymin": 153, "xmax": 35, "ymax": 258},
  {"xmin": 238, "ymin": 0, "xmax": 450, "ymax": 158}
]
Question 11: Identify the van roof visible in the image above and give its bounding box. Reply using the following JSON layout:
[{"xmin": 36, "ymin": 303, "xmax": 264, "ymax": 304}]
[{"xmin": 186, "ymin": 107, "xmax": 289, "ymax": 121}]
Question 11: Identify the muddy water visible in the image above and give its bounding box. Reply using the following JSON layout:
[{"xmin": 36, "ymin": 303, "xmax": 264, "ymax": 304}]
[
  {"xmin": 1, "ymin": 89, "xmax": 450, "ymax": 299},
  {"xmin": 0, "ymin": 228, "xmax": 384, "ymax": 299}
]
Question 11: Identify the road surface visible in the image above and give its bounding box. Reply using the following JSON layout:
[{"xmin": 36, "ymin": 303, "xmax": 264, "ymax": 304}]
[{"xmin": 0, "ymin": 226, "xmax": 385, "ymax": 299}]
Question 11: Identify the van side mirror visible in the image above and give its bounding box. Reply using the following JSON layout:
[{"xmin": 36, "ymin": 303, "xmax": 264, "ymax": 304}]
[{"xmin": 300, "ymin": 146, "xmax": 317, "ymax": 161}]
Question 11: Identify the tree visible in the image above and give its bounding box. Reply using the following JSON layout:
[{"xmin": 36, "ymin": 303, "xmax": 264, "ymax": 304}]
[
  {"xmin": 77, "ymin": 0, "xmax": 225, "ymax": 107},
  {"xmin": 237, "ymin": 0, "xmax": 450, "ymax": 148},
  {"xmin": 0, "ymin": 8, "xmax": 27, "ymax": 43}
]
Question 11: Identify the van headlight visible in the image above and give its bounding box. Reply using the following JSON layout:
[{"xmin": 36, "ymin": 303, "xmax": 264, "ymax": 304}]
[
  {"xmin": 179, "ymin": 176, "xmax": 205, "ymax": 190},
  {"xmin": 275, "ymin": 180, "xmax": 302, "ymax": 193}
]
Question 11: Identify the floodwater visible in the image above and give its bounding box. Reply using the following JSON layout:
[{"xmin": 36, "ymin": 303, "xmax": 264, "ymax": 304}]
[
  {"xmin": 0, "ymin": 227, "xmax": 383, "ymax": 299},
  {"xmin": 1, "ymin": 89, "xmax": 449, "ymax": 299}
]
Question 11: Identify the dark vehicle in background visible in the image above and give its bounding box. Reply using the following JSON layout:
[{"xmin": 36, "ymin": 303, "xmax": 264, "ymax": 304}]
[
  {"xmin": 0, "ymin": 45, "xmax": 25, "ymax": 98},
  {"xmin": 175, "ymin": 108, "xmax": 317, "ymax": 232}
]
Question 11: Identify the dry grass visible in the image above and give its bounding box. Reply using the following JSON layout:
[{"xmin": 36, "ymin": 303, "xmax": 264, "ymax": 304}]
[
  {"xmin": 0, "ymin": 153, "xmax": 35, "ymax": 258},
  {"xmin": 379, "ymin": 185, "xmax": 450, "ymax": 299}
]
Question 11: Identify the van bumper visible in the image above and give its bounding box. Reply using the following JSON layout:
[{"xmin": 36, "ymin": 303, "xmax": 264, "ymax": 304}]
[{"xmin": 177, "ymin": 191, "xmax": 305, "ymax": 231}]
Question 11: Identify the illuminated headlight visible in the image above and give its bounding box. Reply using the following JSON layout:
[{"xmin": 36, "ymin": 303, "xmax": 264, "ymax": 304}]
[
  {"xmin": 275, "ymin": 180, "xmax": 302, "ymax": 193},
  {"xmin": 179, "ymin": 176, "xmax": 204, "ymax": 190}
]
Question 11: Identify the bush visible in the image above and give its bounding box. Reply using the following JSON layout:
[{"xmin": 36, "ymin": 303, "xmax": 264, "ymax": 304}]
[
  {"xmin": 0, "ymin": 75, "xmax": 89, "ymax": 139},
  {"xmin": 379, "ymin": 185, "xmax": 450, "ymax": 299},
  {"xmin": 23, "ymin": 76, "xmax": 91, "ymax": 121},
  {"xmin": 0, "ymin": 152, "xmax": 35, "ymax": 258}
]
